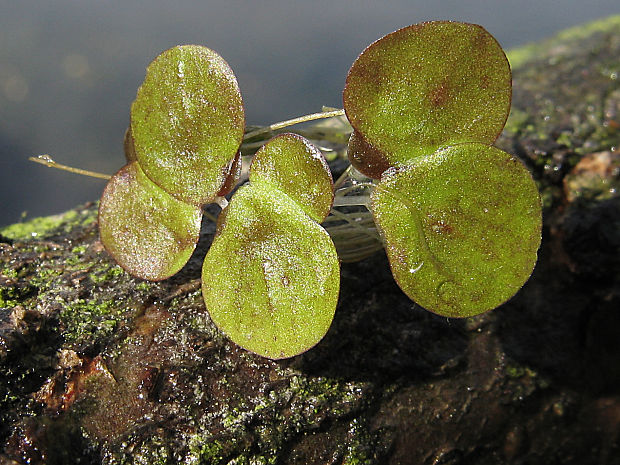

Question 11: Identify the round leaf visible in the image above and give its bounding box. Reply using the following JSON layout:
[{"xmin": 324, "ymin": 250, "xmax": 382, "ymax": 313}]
[
  {"xmin": 131, "ymin": 45, "xmax": 245, "ymax": 205},
  {"xmin": 202, "ymin": 183, "xmax": 340, "ymax": 359},
  {"xmin": 343, "ymin": 21, "xmax": 511, "ymax": 178},
  {"xmin": 99, "ymin": 162, "xmax": 202, "ymax": 281},
  {"xmin": 371, "ymin": 143, "xmax": 541, "ymax": 318},
  {"xmin": 250, "ymin": 133, "xmax": 334, "ymax": 222}
]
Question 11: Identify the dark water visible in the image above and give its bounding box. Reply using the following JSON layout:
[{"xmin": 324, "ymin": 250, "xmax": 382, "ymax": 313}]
[{"xmin": 1, "ymin": 1, "xmax": 618, "ymax": 226}]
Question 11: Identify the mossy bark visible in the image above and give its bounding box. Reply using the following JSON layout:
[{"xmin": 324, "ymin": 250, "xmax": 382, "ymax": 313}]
[{"xmin": 1, "ymin": 16, "xmax": 619, "ymax": 465}]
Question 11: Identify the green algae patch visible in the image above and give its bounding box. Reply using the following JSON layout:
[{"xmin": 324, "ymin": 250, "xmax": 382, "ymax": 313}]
[
  {"xmin": 89, "ymin": 264, "xmax": 126, "ymax": 285},
  {"xmin": 59, "ymin": 298, "xmax": 133, "ymax": 347},
  {"xmin": 29, "ymin": 267, "xmax": 63, "ymax": 289},
  {"xmin": 496, "ymin": 13, "xmax": 620, "ymax": 215},
  {"xmin": 0, "ymin": 215, "xmax": 66, "ymax": 241},
  {"xmin": 182, "ymin": 374, "xmax": 371, "ymax": 465},
  {"xmin": 62, "ymin": 288, "xmax": 371, "ymax": 464},
  {"xmin": 0, "ymin": 207, "xmax": 96, "ymax": 241},
  {"xmin": 342, "ymin": 418, "xmax": 380, "ymax": 465},
  {"xmin": 188, "ymin": 439, "xmax": 227, "ymax": 464},
  {"xmin": 0, "ymin": 285, "xmax": 31, "ymax": 308}
]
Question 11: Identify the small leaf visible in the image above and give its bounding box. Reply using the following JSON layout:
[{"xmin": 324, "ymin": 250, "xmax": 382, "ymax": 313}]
[
  {"xmin": 131, "ymin": 45, "xmax": 245, "ymax": 205},
  {"xmin": 216, "ymin": 150, "xmax": 242, "ymax": 197},
  {"xmin": 371, "ymin": 143, "xmax": 541, "ymax": 317},
  {"xmin": 98, "ymin": 162, "xmax": 202, "ymax": 281},
  {"xmin": 345, "ymin": 129, "xmax": 393, "ymax": 180},
  {"xmin": 202, "ymin": 183, "xmax": 340, "ymax": 359},
  {"xmin": 123, "ymin": 127, "xmax": 136, "ymax": 163},
  {"xmin": 250, "ymin": 133, "xmax": 334, "ymax": 222},
  {"xmin": 343, "ymin": 21, "xmax": 511, "ymax": 178}
]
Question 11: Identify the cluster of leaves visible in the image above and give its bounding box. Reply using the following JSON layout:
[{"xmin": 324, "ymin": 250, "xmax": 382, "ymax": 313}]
[
  {"xmin": 202, "ymin": 134, "xmax": 340, "ymax": 359},
  {"xmin": 98, "ymin": 21, "xmax": 542, "ymax": 359},
  {"xmin": 343, "ymin": 21, "xmax": 541, "ymax": 318},
  {"xmin": 99, "ymin": 45, "xmax": 244, "ymax": 281},
  {"xmin": 98, "ymin": 45, "xmax": 339, "ymax": 358}
]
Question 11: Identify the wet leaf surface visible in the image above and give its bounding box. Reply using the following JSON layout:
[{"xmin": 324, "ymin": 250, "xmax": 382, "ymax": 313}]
[
  {"xmin": 250, "ymin": 133, "xmax": 334, "ymax": 223},
  {"xmin": 344, "ymin": 21, "xmax": 511, "ymax": 178},
  {"xmin": 131, "ymin": 45, "xmax": 245, "ymax": 205},
  {"xmin": 98, "ymin": 162, "xmax": 202, "ymax": 281},
  {"xmin": 202, "ymin": 183, "xmax": 339, "ymax": 359},
  {"xmin": 203, "ymin": 135, "xmax": 339, "ymax": 359},
  {"xmin": 371, "ymin": 143, "xmax": 542, "ymax": 317}
]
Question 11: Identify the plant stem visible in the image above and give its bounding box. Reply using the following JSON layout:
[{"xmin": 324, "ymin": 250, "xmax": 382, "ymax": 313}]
[
  {"xmin": 243, "ymin": 109, "xmax": 346, "ymax": 141},
  {"xmin": 29, "ymin": 155, "xmax": 111, "ymax": 180},
  {"xmin": 29, "ymin": 109, "xmax": 348, "ymax": 181},
  {"xmin": 202, "ymin": 210, "xmax": 219, "ymax": 223}
]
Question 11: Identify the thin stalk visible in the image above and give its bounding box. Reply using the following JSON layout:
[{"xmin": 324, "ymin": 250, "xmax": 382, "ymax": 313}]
[
  {"xmin": 202, "ymin": 210, "xmax": 219, "ymax": 224},
  {"xmin": 327, "ymin": 209, "xmax": 381, "ymax": 243},
  {"xmin": 333, "ymin": 182, "xmax": 376, "ymax": 199},
  {"xmin": 29, "ymin": 155, "xmax": 111, "ymax": 180},
  {"xmin": 322, "ymin": 211, "xmax": 374, "ymax": 224},
  {"xmin": 243, "ymin": 109, "xmax": 345, "ymax": 141},
  {"xmin": 332, "ymin": 196, "xmax": 371, "ymax": 207},
  {"xmin": 333, "ymin": 165, "xmax": 353, "ymax": 190}
]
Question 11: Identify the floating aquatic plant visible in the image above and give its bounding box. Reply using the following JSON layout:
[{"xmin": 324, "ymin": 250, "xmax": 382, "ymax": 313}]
[
  {"xmin": 98, "ymin": 45, "xmax": 244, "ymax": 280},
  {"xmin": 202, "ymin": 134, "xmax": 339, "ymax": 359},
  {"xmin": 35, "ymin": 20, "xmax": 542, "ymax": 357},
  {"xmin": 343, "ymin": 21, "xmax": 541, "ymax": 317},
  {"xmin": 99, "ymin": 45, "xmax": 339, "ymax": 358}
]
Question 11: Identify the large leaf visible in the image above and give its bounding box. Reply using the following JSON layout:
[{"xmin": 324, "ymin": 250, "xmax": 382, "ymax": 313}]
[
  {"xmin": 202, "ymin": 183, "xmax": 340, "ymax": 359},
  {"xmin": 371, "ymin": 143, "xmax": 541, "ymax": 317},
  {"xmin": 98, "ymin": 162, "xmax": 202, "ymax": 281},
  {"xmin": 343, "ymin": 21, "xmax": 511, "ymax": 178},
  {"xmin": 131, "ymin": 45, "xmax": 245, "ymax": 205}
]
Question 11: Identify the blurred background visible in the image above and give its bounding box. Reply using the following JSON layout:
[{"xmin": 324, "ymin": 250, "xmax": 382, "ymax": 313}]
[{"xmin": 1, "ymin": 0, "xmax": 618, "ymax": 227}]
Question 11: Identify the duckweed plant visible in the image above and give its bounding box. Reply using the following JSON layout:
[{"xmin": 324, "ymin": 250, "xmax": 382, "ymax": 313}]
[{"xmin": 51, "ymin": 21, "xmax": 541, "ymax": 358}]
